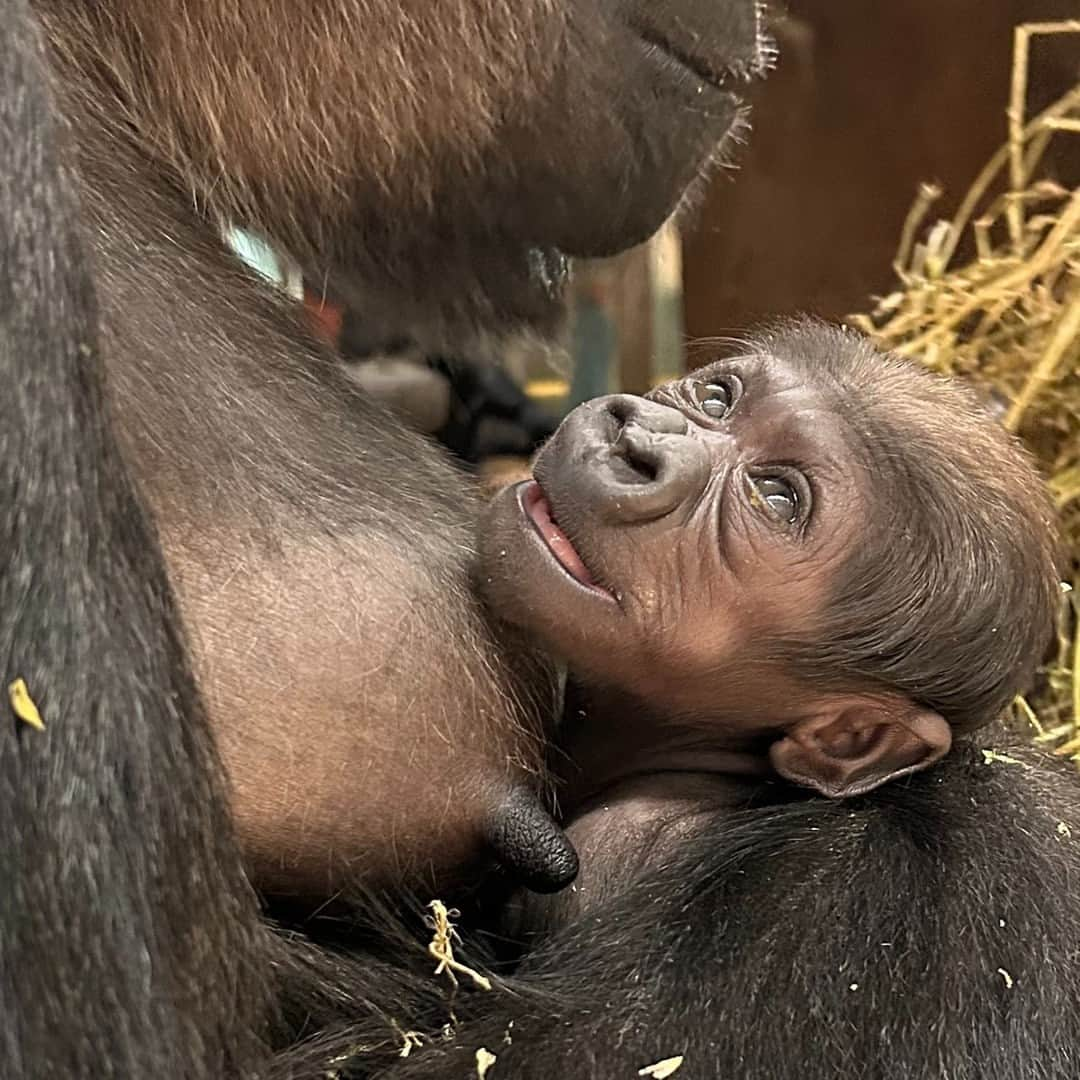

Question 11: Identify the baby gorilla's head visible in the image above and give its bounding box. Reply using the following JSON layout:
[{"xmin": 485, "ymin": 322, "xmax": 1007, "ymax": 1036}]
[{"xmin": 478, "ymin": 318, "xmax": 1060, "ymax": 803}]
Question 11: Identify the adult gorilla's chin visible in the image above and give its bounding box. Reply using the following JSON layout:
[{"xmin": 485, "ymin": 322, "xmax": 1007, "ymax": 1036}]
[
  {"xmin": 298, "ymin": 0, "xmax": 770, "ymax": 349},
  {"xmin": 499, "ymin": 0, "xmax": 768, "ymax": 259}
]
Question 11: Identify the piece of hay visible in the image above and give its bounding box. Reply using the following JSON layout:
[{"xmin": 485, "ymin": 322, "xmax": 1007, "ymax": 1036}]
[
  {"xmin": 476, "ymin": 1047, "xmax": 497, "ymax": 1078},
  {"xmin": 850, "ymin": 20, "xmax": 1080, "ymax": 747},
  {"xmin": 324, "ymin": 1042, "xmax": 376, "ymax": 1079},
  {"xmin": 8, "ymin": 678, "xmax": 44, "ymax": 731},
  {"xmin": 638, "ymin": 1056, "xmax": 685, "ymax": 1079},
  {"xmin": 981, "ymin": 749, "xmax": 1026, "ymax": 767},
  {"xmin": 426, "ymin": 900, "xmax": 493, "ymax": 992},
  {"xmin": 389, "ymin": 1019, "xmax": 425, "ymax": 1059}
]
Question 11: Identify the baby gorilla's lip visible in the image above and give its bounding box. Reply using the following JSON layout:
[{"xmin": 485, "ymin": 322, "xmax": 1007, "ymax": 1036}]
[{"xmin": 521, "ymin": 481, "xmax": 613, "ymax": 600}]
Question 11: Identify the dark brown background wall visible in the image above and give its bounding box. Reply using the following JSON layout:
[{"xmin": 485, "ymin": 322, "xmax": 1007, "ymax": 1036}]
[{"xmin": 682, "ymin": 0, "xmax": 1080, "ymax": 342}]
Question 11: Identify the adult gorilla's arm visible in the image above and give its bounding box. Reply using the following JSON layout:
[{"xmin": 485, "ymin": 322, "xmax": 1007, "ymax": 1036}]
[{"xmin": 0, "ymin": 4, "xmax": 268, "ymax": 1073}]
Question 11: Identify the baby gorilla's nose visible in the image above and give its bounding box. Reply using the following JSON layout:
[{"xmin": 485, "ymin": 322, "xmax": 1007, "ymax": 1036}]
[
  {"xmin": 593, "ymin": 395, "xmax": 707, "ymax": 522},
  {"xmin": 605, "ymin": 394, "xmax": 689, "ymax": 437}
]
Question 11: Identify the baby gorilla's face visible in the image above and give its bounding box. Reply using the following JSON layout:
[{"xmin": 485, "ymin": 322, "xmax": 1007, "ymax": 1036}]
[{"xmin": 477, "ymin": 352, "xmax": 865, "ymax": 724}]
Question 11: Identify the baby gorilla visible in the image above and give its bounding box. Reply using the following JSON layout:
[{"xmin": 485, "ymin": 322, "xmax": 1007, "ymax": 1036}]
[
  {"xmin": 369, "ymin": 319, "xmax": 1072, "ymax": 1080},
  {"xmin": 479, "ymin": 317, "xmax": 1060, "ymax": 915}
]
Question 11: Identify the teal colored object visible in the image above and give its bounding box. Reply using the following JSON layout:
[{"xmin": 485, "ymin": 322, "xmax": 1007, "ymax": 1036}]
[
  {"xmin": 224, "ymin": 226, "xmax": 304, "ymax": 300},
  {"xmin": 225, "ymin": 226, "xmax": 284, "ymax": 286},
  {"xmin": 568, "ymin": 292, "xmax": 615, "ymax": 410}
]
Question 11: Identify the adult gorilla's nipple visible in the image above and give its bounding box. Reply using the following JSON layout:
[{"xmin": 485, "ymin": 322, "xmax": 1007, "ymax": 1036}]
[{"xmin": 485, "ymin": 788, "xmax": 579, "ymax": 894}]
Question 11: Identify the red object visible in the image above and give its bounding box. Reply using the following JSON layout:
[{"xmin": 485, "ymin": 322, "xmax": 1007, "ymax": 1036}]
[{"xmin": 303, "ymin": 287, "xmax": 344, "ymax": 345}]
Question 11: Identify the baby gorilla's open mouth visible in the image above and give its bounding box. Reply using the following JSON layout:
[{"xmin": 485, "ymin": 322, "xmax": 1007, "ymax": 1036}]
[{"xmin": 522, "ymin": 481, "xmax": 611, "ymax": 598}]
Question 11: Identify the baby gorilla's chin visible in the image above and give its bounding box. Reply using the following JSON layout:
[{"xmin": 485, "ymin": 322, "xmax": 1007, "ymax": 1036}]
[{"xmin": 476, "ymin": 481, "xmax": 621, "ymax": 653}]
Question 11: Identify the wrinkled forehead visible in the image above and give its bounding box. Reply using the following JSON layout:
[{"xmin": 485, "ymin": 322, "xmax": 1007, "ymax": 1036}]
[
  {"xmin": 676, "ymin": 349, "xmax": 862, "ymax": 478},
  {"xmin": 684, "ymin": 345, "xmax": 827, "ymax": 394}
]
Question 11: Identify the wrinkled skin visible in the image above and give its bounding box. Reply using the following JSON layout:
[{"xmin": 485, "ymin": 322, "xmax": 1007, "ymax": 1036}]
[
  {"xmin": 479, "ymin": 344, "xmax": 870, "ymax": 853},
  {"xmin": 480, "ymin": 351, "xmax": 862, "ymax": 715},
  {"xmin": 479, "ymin": 344, "xmax": 898, "ymax": 910},
  {"xmin": 34, "ymin": 0, "xmax": 770, "ymax": 897}
]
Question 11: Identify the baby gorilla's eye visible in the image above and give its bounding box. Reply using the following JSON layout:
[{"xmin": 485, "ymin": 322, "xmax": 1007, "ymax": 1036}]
[
  {"xmin": 692, "ymin": 375, "xmax": 742, "ymax": 419},
  {"xmin": 751, "ymin": 476, "xmax": 799, "ymax": 524}
]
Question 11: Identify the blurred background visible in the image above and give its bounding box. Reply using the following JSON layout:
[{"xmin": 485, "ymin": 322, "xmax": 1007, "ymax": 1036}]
[{"xmin": 231, "ymin": 0, "xmax": 1080, "ymax": 460}]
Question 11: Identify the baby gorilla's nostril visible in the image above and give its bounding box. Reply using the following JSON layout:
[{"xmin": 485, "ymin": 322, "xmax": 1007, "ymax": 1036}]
[
  {"xmin": 586, "ymin": 393, "xmax": 703, "ymax": 522},
  {"xmin": 599, "ymin": 395, "xmax": 690, "ymax": 487},
  {"xmin": 611, "ymin": 423, "xmax": 660, "ymax": 484},
  {"xmin": 603, "ymin": 394, "xmax": 688, "ymax": 436},
  {"xmin": 604, "ymin": 396, "xmax": 636, "ymax": 426}
]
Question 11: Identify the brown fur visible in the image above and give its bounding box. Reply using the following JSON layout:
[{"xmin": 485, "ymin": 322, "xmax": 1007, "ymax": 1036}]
[
  {"xmin": 754, "ymin": 321, "xmax": 1061, "ymax": 731},
  {"xmin": 17, "ymin": 0, "xmax": 762, "ymax": 899},
  {"xmin": 39, "ymin": 1, "xmax": 564, "ymax": 238},
  {"xmin": 36, "ymin": 0, "xmax": 764, "ymax": 342},
  {"xmin": 1, "ymin": 0, "xmax": 764, "ymax": 1070},
  {"xmin": 0, "ymin": 2, "xmax": 271, "ymax": 1071},
  {"xmin": 11, "ymin": 45, "xmax": 559, "ymax": 895}
]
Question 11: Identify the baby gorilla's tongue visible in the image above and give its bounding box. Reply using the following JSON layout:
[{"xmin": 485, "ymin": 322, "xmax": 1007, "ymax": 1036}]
[{"xmin": 523, "ymin": 482, "xmax": 598, "ymax": 590}]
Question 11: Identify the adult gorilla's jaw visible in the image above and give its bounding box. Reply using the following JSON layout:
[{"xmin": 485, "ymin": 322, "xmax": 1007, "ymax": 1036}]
[
  {"xmin": 626, "ymin": 0, "xmax": 770, "ymax": 88},
  {"xmin": 557, "ymin": 101, "xmax": 748, "ymax": 260},
  {"xmin": 514, "ymin": 88, "xmax": 747, "ymax": 262}
]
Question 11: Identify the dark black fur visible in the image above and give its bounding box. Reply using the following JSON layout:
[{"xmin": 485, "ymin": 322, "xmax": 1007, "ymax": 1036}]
[
  {"xmin": 0, "ymin": 19, "xmax": 464, "ymax": 1078},
  {"xmin": 0, "ymin": 0, "xmax": 272, "ymax": 1073},
  {"xmin": 377, "ymin": 738, "xmax": 1080, "ymax": 1079}
]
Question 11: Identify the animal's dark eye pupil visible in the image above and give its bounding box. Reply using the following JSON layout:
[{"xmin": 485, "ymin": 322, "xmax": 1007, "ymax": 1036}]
[{"xmin": 754, "ymin": 477, "xmax": 798, "ymax": 523}]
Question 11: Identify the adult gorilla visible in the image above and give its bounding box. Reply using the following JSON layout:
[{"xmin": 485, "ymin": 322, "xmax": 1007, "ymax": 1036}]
[
  {"xmin": 2, "ymin": 1, "xmax": 769, "ymax": 1076},
  {"xmin": 31, "ymin": 0, "xmax": 768, "ymax": 898}
]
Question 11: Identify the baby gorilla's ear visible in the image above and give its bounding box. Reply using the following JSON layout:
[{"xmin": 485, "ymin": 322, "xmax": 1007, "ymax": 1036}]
[{"xmin": 768, "ymin": 699, "xmax": 952, "ymax": 798}]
